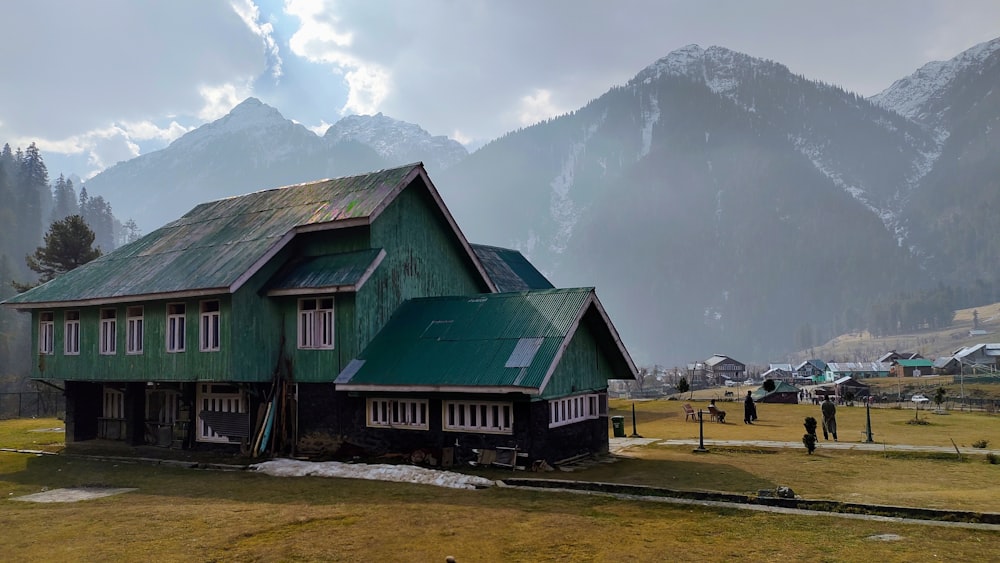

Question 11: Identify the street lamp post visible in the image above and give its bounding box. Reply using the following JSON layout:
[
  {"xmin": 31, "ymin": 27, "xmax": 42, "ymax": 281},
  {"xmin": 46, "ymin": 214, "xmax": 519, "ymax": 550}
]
[{"xmin": 693, "ymin": 410, "xmax": 709, "ymax": 453}]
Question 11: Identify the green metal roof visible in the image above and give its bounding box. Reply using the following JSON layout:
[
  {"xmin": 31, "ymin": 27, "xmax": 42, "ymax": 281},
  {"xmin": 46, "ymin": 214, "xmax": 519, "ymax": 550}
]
[
  {"xmin": 3, "ymin": 163, "xmax": 491, "ymax": 307},
  {"xmin": 471, "ymin": 244, "xmax": 554, "ymax": 292},
  {"xmin": 752, "ymin": 381, "xmax": 800, "ymax": 400},
  {"xmin": 267, "ymin": 249, "xmax": 384, "ymax": 295},
  {"xmin": 895, "ymin": 359, "xmax": 934, "ymax": 367},
  {"xmin": 336, "ymin": 287, "xmax": 635, "ymax": 394}
]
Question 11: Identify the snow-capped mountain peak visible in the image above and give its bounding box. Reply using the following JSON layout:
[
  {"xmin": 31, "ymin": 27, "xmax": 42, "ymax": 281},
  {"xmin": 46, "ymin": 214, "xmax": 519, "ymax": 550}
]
[
  {"xmin": 633, "ymin": 44, "xmax": 788, "ymax": 95},
  {"xmin": 323, "ymin": 113, "xmax": 468, "ymax": 170},
  {"xmin": 871, "ymin": 37, "xmax": 1000, "ymax": 123}
]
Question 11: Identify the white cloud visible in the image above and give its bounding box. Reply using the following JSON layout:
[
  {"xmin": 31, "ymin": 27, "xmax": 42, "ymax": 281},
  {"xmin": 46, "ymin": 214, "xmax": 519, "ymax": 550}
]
[
  {"xmin": 285, "ymin": 0, "xmax": 391, "ymax": 116},
  {"xmin": 231, "ymin": 0, "xmax": 283, "ymax": 79},
  {"xmin": 517, "ymin": 89, "xmax": 565, "ymax": 128},
  {"xmin": 198, "ymin": 83, "xmax": 254, "ymax": 121}
]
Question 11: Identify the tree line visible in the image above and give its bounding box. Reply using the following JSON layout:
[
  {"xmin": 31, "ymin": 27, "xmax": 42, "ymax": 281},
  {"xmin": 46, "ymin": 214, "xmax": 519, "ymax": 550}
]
[{"xmin": 0, "ymin": 142, "xmax": 136, "ymax": 391}]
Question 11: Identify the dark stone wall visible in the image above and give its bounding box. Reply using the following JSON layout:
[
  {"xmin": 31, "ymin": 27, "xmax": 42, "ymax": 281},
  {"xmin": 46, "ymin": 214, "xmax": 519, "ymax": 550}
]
[{"xmin": 295, "ymin": 390, "xmax": 609, "ymax": 464}]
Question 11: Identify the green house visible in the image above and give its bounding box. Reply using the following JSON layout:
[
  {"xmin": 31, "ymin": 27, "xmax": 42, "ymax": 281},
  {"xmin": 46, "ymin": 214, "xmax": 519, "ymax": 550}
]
[{"xmin": 3, "ymin": 163, "xmax": 636, "ymax": 463}]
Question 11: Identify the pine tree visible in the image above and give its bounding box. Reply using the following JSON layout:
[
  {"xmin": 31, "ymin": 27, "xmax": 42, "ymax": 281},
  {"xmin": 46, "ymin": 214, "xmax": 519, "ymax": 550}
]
[
  {"xmin": 13, "ymin": 215, "xmax": 101, "ymax": 292},
  {"xmin": 51, "ymin": 174, "xmax": 79, "ymax": 222},
  {"xmin": 16, "ymin": 143, "xmax": 50, "ymax": 251}
]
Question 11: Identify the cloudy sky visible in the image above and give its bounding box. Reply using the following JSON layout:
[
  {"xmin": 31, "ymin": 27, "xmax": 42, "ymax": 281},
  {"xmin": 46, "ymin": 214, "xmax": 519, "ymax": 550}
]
[{"xmin": 2, "ymin": 0, "xmax": 999, "ymax": 179}]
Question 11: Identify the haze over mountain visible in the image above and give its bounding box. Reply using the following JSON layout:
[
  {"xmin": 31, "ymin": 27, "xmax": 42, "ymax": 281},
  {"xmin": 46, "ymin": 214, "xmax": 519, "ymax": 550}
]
[
  {"xmin": 81, "ymin": 38, "xmax": 1000, "ymax": 366},
  {"xmin": 83, "ymin": 100, "xmax": 468, "ymax": 231}
]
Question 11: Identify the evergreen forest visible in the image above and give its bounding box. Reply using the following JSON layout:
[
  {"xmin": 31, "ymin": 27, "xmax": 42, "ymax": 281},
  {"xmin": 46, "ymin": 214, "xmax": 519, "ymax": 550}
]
[{"xmin": 0, "ymin": 142, "xmax": 134, "ymax": 391}]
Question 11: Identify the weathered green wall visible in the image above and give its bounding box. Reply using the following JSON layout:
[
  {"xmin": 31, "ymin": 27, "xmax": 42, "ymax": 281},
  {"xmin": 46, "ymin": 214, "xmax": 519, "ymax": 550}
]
[
  {"xmin": 540, "ymin": 315, "xmax": 614, "ymax": 400},
  {"xmin": 26, "ymin": 179, "xmax": 490, "ymax": 386},
  {"xmin": 231, "ymin": 227, "xmax": 370, "ymax": 384},
  {"xmin": 31, "ymin": 297, "xmax": 232, "ymax": 382},
  {"xmin": 358, "ymin": 180, "xmax": 488, "ymax": 349}
]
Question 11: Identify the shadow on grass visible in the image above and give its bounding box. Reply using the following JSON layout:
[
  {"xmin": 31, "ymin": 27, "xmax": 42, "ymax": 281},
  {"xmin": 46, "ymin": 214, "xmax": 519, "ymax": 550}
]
[{"xmin": 2, "ymin": 447, "xmax": 776, "ymax": 512}]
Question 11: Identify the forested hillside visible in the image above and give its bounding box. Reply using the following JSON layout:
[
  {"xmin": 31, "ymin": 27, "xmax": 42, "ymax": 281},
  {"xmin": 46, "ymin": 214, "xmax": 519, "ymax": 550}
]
[{"xmin": 0, "ymin": 142, "xmax": 128, "ymax": 391}]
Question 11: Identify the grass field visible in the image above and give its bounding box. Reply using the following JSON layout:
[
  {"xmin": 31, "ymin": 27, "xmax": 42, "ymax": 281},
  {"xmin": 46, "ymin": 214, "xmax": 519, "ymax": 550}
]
[{"xmin": 2, "ymin": 416, "xmax": 999, "ymax": 561}]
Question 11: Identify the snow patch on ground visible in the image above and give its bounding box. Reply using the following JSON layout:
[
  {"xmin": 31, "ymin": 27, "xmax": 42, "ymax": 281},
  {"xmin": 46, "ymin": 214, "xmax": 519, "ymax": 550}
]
[
  {"xmin": 12, "ymin": 487, "xmax": 137, "ymax": 503},
  {"xmin": 251, "ymin": 458, "xmax": 496, "ymax": 490}
]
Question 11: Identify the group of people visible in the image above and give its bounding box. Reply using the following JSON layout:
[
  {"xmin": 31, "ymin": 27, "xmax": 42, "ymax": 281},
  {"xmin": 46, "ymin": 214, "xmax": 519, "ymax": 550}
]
[{"xmin": 707, "ymin": 392, "xmax": 839, "ymax": 438}]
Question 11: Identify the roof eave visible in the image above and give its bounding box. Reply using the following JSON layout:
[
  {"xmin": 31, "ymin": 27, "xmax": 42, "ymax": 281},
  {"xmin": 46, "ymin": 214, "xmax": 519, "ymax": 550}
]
[
  {"xmin": 335, "ymin": 383, "xmax": 540, "ymax": 395},
  {"xmin": 265, "ymin": 248, "xmax": 386, "ymax": 297},
  {"xmin": 2, "ymin": 287, "xmax": 231, "ymax": 310}
]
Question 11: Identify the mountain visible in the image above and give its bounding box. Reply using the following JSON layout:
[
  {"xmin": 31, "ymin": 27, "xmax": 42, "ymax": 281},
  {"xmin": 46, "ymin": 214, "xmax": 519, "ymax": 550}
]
[
  {"xmin": 873, "ymin": 39, "xmax": 1000, "ymax": 281},
  {"xmin": 84, "ymin": 99, "xmax": 467, "ymax": 232},
  {"xmin": 435, "ymin": 42, "xmax": 999, "ymax": 365},
  {"xmin": 324, "ymin": 113, "xmax": 467, "ymax": 171},
  {"xmin": 79, "ymin": 40, "xmax": 1000, "ymax": 366}
]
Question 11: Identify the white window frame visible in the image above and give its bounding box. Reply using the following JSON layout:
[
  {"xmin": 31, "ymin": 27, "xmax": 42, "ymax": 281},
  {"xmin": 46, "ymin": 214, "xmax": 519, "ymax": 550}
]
[
  {"xmin": 200, "ymin": 300, "xmax": 220, "ymax": 352},
  {"xmin": 103, "ymin": 387, "xmax": 125, "ymax": 419},
  {"xmin": 146, "ymin": 388, "xmax": 179, "ymax": 424},
  {"xmin": 549, "ymin": 393, "xmax": 602, "ymax": 428},
  {"xmin": 126, "ymin": 306, "xmax": 144, "ymax": 355},
  {"xmin": 297, "ymin": 297, "xmax": 334, "ymax": 349},
  {"xmin": 38, "ymin": 312, "xmax": 54, "ymax": 355},
  {"xmin": 443, "ymin": 400, "xmax": 513, "ymax": 434},
  {"xmin": 64, "ymin": 311, "xmax": 80, "ymax": 355},
  {"xmin": 100, "ymin": 309, "xmax": 117, "ymax": 355},
  {"xmin": 166, "ymin": 303, "xmax": 186, "ymax": 353},
  {"xmin": 196, "ymin": 383, "xmax": 246, "ymax": 443},
  {"xmin": 367, "ymin": 398, "xmax": 429, "ymax": 430}
]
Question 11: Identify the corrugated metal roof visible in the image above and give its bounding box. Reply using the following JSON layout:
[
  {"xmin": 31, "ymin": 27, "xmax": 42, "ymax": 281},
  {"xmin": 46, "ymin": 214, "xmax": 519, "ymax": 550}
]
[
  {"xmin": 4, "ymin": 165, "xmax": 420, "ymax": 306},
  {"xmin": 895, "ymin": 359, "xmax": 933, "ymax": 367},
  {"xmin": 267, "ymin": 249, "xmax": 383, "ymax": 293},
  {"xmin": 337, "ymin": 288, "xmax": 599, "ymax": 392},
  {"xmin": 471, "ymin": 244, "xmax": 554, "ymax": 292}
]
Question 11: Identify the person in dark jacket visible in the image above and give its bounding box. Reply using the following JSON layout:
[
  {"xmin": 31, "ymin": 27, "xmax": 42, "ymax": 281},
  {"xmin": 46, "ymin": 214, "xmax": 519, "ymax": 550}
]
[
  {"xmin": 821, "ymin": 396, "xmax": 838, "ymax": 441},
  {"xmin": 744, "ymin": 391, "xmax": 757, "ymax": 424}
]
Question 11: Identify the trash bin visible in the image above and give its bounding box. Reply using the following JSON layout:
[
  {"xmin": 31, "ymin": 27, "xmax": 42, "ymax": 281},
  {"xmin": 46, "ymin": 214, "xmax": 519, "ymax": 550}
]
[{"xmin": 611, "ymin": 415, "xmax": 626, "ymax": 437}]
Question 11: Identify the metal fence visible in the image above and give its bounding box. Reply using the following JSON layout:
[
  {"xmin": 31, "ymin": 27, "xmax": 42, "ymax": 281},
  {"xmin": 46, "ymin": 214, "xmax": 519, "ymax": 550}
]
[{"xmin": 0, "ymin": 392, "xmax": 65, "ymax": 420}]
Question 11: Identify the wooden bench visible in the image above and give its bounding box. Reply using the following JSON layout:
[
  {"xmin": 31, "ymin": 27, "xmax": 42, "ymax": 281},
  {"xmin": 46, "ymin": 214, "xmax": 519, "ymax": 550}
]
[
  {"xmin": 708, "ymin": 405, "xmax": 726, "ymax": 423},
  {"xmin": 682, "ymin": 403, "xmax": 697, "ymax": 421}
]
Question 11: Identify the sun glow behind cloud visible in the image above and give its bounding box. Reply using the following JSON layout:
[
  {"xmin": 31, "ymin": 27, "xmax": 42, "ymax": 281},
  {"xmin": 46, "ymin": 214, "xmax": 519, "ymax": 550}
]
[{"xmin": 285, "ymin": 0, "xmax": 390, "ymax": 116}]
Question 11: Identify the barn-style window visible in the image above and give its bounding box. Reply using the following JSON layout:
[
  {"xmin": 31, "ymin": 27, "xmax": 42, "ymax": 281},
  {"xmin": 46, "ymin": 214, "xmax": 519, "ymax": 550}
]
[
  {"xmin": 548, "ymin": 394, "xmax": 601, "ymax": 428},
  {"xmin": 200, "ymin": 300, "xmax": 220, "ymax": 352},
  {"xmin": 100, "ymin": 309, "xmax": 117, "ymax": 355},
  {"xmin": 166, "ymin": 303, "xmax": 185, "ymax": 353},
  {"xmin": 298, "ymin": 297, "xmax": 334, "ymax": 349},
  {"xmin": 38, "ymin": 312, "xmax": 54, "ymax": 355},
  {"xmin": 64, "ymin": 311, "xmax": 80, "ymax": 355},
  {"xmin": 126, "ymin": 306, "xmax": 144, "ymax": 355},
  {"xmin": 443, "ymin": 400, "xmax": 513, "ymax": 434},
  {"xmin": 367, "ymin": 398, "xmax": 428, "ymax": 430}
]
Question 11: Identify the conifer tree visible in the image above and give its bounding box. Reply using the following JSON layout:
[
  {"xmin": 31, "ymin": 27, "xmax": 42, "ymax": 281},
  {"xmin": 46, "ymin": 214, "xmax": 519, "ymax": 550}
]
[{"xmin": 13, "ymin": 215, "xmax": 101, "ymax": 292}]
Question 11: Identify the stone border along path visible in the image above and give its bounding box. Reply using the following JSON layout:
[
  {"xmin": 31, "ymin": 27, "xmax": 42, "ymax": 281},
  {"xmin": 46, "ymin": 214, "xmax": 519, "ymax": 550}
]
[
  {"xmin": 596, "ymin": 437, "xmax": 1000, "ymax": 531},
  {"xmin": 611, "ymin": 437, "xmax": 1000, "ymax": 456},
  {"xmin": 498, "ymin": 479, "xmax": 1000, "ymax": 532}
]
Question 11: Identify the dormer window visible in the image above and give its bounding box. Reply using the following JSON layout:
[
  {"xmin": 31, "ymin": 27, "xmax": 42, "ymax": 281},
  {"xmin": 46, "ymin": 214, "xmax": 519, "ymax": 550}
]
[{"xmin": 298, "ymin": 298, "xmax": 334, "ymax": 349}]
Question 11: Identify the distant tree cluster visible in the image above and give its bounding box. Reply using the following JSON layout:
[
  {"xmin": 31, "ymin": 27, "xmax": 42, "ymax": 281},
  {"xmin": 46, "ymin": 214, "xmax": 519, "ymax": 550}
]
[{"xmin": 0, "ymin": 142, "xmax": 135, "ymax": 391}]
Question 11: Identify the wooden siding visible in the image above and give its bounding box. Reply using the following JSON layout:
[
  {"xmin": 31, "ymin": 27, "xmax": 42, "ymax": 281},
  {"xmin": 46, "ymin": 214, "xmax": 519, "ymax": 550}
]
[
  {"xmin": 358, "ymin": 180, "xmax": 488, "ymax": 350},
  {"xmin": 31, "ymin": 298, "xmax": 232, "ymax": 382},
  {"xmin": 540, "ymin": 313, "xmax": 614, "ymax": 400}
]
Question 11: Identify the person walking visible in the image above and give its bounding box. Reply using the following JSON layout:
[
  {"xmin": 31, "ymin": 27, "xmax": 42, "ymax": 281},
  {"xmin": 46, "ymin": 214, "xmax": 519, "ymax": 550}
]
[
  {"xmin": 744, "ymin": 390, "xmax": 756, "ymax": 424},
  {"xmin": 821, "ymin": 396, "xmax": 838, "ymax": 441}
]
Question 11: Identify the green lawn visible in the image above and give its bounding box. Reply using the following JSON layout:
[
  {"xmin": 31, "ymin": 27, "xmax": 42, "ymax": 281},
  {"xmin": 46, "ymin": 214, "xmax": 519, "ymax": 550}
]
[{"xmin": 1, "ymin": 417, "xmax": 999, "ymax": 561}]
